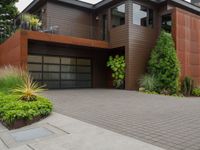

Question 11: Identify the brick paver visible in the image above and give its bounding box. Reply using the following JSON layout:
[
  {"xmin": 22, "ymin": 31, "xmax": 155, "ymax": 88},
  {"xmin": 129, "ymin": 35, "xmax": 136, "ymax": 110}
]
[{"xmin": 44, "ymin": 89, "xmax": 200, "ymax": 150}]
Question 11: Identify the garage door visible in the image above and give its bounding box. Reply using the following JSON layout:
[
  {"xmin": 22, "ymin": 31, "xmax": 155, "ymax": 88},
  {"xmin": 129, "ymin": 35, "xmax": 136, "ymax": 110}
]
[{"xmin": 28, "ymin": 55, "xmax": 92, "ymax": 89}]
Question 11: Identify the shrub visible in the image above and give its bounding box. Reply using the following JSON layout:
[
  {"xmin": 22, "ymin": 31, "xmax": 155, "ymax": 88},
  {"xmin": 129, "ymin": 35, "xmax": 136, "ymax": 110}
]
[
  {"xmin": 148, "ymin": 31, "xmax": 180, "ymax": 94},
  {"xmin": 0, "ymin": 93, "xmax": 52, "ymax": 126},
  {"xmin": 13, "ymin": 74, "xmax": 45, "ymax": 101},
  {"xmin": 0, "ymin": 66, "xmax": 24, "ymax": 93},
  {"xmin": 107, "ymin": 55, "xmax": 126, "ymax": 88},
  {"xmin": 139, "ymin": 74, "xmax": 157, "ymax": 91},
  {"xmin": 183, "ymin": 76, "xmax": 193, "ymax": 96},
  {"xmin": 192, "ymin": 88, "xmax": 200, "ymax": 97}
]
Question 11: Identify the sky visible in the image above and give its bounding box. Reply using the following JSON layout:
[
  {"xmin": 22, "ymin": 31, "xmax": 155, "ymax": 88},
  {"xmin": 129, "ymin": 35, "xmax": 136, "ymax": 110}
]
[{"xmin": 15, "ymin": 0, "xmax": 191, "ymax": 12}]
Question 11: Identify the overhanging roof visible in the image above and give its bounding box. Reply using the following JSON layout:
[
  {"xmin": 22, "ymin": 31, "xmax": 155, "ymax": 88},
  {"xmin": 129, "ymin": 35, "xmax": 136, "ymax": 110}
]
[{"xmin": 21, "ymin": 0, "xmax": 200, "ymax": 15}]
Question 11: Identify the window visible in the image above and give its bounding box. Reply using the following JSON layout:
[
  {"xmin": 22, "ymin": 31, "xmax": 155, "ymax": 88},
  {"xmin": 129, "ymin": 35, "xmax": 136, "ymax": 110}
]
[
  {"xmin": 161, "ymin": 14, "xmax": 172, "ymax": 33},
  {"xmin": 133, "ymin": 3, "xmax": 153, "ymax": 27},
  {"xmin": 111, "ymin": 3, "xmax": 125, "ymax": 27}
]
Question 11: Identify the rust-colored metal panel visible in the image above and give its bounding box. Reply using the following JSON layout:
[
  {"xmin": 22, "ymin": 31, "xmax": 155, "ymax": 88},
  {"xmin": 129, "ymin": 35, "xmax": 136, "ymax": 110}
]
[
  {"xmin": 23, "ymin": 30, "xmax": 109, "ymax": 49},
  {"xmin": 0, "ymin": 31, "xmax": 23, "ymax": 68},
  {"xmin": 174, "ymin": 8, "xmax": 200, "ymax": 86}
]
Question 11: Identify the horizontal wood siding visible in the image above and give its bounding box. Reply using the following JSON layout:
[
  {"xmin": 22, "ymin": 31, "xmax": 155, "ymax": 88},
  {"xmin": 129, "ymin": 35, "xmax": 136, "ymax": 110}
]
[
  {"xmin": 46, "ymin": 2, "xmax": 93, "ymax": 39},
  {"xmin": 125, "ymin": 0, "xmax": 158, "ymax": 90}
]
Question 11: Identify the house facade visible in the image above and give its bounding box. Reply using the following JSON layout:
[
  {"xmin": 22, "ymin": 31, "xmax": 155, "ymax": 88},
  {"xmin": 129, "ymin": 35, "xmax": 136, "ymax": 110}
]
[{"xmin": 0, "ymin": 0, "xmax": 200, "ymax": 90}]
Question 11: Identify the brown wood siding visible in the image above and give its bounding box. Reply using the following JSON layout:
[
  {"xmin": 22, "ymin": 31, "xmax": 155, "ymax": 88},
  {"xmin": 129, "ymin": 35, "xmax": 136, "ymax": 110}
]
[
  {"xmin": 46, "ymin": 2, "xmax": 94, "ymax": 39},
  {"xmin": 125, "ymin": 0, "xmax": 158, "ymax": 90}
]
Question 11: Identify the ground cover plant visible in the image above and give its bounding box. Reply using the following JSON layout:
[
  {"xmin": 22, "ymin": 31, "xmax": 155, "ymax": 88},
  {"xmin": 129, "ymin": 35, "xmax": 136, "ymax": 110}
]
[{"xmin": 0, "ymin": 66, "xmax": 52, "ymax": 129}]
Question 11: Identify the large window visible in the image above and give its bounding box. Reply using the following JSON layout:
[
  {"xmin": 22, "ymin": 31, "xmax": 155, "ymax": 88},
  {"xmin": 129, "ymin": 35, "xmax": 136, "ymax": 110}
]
[
  {"xmin": 133, "ymin": 3, "xmax": 153, "ymax": 27},
  {"xmin": 111, "ymin": 3, "xmax": 125, "ymax": 27}
]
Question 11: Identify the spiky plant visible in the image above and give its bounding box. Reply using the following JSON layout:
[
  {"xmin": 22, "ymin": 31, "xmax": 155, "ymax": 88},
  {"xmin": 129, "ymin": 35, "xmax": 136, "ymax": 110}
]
[
  {"xmin": 13, "ymin": 74, "xmax": 45, "ymax": 101},
  {"xmin": 139, "ymin": 74, "xmax": 157, "ymax": 92}
]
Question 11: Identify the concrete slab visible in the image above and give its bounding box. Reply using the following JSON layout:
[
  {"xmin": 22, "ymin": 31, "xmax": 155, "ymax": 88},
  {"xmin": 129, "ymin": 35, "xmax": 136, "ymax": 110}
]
[{"xmin": 0, "ymin": 112, "xmax": 164, "ymax": 150}]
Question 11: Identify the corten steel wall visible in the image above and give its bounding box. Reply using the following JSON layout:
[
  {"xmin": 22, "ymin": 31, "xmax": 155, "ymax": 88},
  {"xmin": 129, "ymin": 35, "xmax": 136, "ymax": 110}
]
[
  {"xmin": 174, "ymin": 8, "xmax": 200, "ymax": 86},
  {"xmin": 0, "ymin": 31, "xmax": 27, "ymax": 68},
  {"xmin": 28, "ymin": 41, "xmax": 108, "ymax": 88},
  {"xmin": 0, "ymin": 30, "xmax": 109, "ymax": 68}
]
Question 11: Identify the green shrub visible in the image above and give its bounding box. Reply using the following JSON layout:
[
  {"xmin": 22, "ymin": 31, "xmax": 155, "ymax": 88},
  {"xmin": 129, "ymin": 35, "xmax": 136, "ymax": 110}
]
[
  {"xmin": 107, "ymin": 55, "xmax": 125, "ymax": 88},
  {"xmin": 148, "ymin": 31, "xmax": 180, "ymax": 94},
  {"xmin": 183, "ymin": 76, "xmax": 193, "ymax": 96},
  {"xmin": 139, "ymin": 74, "xmax": 157, "ymax": 91},
  {"xmin": 0, "ymin": 66, "xmax": 24, "ymax": 93},
  {"xmin": 192, "ymin": 88, "xmax": 200, "ymax": 97},
  {"xmin": 0, "ymin": 93, "xmax": 52, "ymax": 125}
]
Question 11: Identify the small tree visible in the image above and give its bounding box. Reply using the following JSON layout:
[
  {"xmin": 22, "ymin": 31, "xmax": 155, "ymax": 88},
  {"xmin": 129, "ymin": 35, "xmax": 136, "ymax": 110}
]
[
  {"xmin": 0, "ymin": 0, "xmax": 19, "ymax": 43},
  {"xmin": 148, "ymin": 31, "xmax": 180, "ymax": 94},
  {"xmin": 107, "ymin": 55, "xmax": 125, "ymax": 88}
]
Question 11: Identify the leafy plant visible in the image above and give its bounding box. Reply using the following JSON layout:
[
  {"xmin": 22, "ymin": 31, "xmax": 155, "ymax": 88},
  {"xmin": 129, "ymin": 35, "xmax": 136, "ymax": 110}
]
[
  {"xmin": 182, "ymin": 76, "xmax": 193, "ymax": 96},
  {"xmin": 21, "ymin": 13, "xmax": 42, "ymax": 30},
  {"xmin": 0, "ymin": 0, "xmax": 18, "ymax": 43},
  {"xmin": 139, "ymin": 74, "xmax": 157, "ymax": 91},
  {"xmin": 0, "ymin": 93, "xmax": 52, "ymax": 126},
  {"xmin": 13, "ymin": 74, "xmax": 45, "ymax": 101},
  {"xmin": 192, "ymin": 88, "xmax": 200, "ymax": 97},
  {"xmin": 107, "ymin": 55, "xmax": 125, "ymax": 88},
  {"xmin": 148, "ymin": 31, "xmax": 180, "ymax": 94}
]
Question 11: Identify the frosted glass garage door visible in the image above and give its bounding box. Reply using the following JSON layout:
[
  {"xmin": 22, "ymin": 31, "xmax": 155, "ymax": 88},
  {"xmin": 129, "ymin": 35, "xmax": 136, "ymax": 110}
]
[{"xmin": 28, "ymin": 55, "xmax": 92, "ymax": 89}]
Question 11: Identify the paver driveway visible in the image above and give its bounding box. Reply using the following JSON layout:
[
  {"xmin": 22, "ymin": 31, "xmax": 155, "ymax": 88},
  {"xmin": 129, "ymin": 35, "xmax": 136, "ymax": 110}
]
[{"xmin": 43, "ymin": 89, "xmax": 200, "ymax": 150}]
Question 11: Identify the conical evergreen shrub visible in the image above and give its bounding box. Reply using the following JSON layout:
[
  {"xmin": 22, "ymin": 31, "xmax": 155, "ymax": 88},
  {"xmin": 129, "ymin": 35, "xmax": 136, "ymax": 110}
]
[{"xmin": 148, "ymin": 31, "xmax": 180, "ymax": 94}]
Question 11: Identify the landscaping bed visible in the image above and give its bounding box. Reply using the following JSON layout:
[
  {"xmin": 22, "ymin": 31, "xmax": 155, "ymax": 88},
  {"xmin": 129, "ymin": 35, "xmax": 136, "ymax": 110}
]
[
  {"xmin": 0, "ymin": 66, "xmax": 53, "ymax": 129},
  {"xmin": 0, "ymin": 93, "xmax": 52, "ymax": 129}
]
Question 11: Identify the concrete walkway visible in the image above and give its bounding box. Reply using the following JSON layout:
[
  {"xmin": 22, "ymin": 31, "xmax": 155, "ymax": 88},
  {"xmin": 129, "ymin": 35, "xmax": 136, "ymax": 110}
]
[
  {"xmin": 0, "ymin": 113, "xmax": 164, "ymax": 150},
  {"xmin": 43, "ymin": 89, "xmax": 200, "ymax": 150}
]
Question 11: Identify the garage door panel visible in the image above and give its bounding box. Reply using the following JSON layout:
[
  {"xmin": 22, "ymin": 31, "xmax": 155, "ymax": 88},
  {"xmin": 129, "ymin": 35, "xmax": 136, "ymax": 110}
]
[
  {"xmin": 44, "ymin": 56, "xmax": 60, "ymax": 64},
  {"xmin": 61, "ymin": 81, "xmax": 76, "ymax": 88},
  {"xmin": 77, "ymin": 66, "xmax": 91, "ymax": 73},
  {"xmin": 28, "ymin": 55, "xmax": 92, "ymax": 89},
  {"xmin": 28, "ymin": 64, "xmax": 42, "ymax": 71},
  {"xmin": 43, "ymin": 64, "xmax": 60, "ymax": 72},
  {"xmin": 30, "ymin": 72, "xmax": 42, "ymax": 80},
  {"xmin": 77, "ymin": 74, "xmax": 91, "ymax": 80},
  {"xmin": 45, "ymin": 81, "xmax": 60, "ymax": 89},
  {"xmin": 28, "ymin": 55, "xmax": 42, "ymax": 63},
  {"xmin": 61, "ymin": 58, "xmax": 76, "ymax": 65},
  {"xmin": 61, "ymin": 65, "xmax": 76, "ymax": 72},
  {"xmin": 43, "ymin": 73, "xmax": 60, "ymax": 80}
]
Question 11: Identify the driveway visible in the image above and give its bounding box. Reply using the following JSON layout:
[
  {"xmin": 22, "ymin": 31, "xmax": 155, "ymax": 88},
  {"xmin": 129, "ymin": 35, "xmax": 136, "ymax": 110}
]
[{"xmin": 43, "ymin": 89, "xmax": 200, "ymax": 150}]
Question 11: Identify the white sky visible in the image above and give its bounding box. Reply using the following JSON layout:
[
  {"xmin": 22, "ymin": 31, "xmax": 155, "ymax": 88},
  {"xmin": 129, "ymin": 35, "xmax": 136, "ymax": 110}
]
[{"xmin": 15, "ymin": 0, "xmax": 191, "ymax": 12}]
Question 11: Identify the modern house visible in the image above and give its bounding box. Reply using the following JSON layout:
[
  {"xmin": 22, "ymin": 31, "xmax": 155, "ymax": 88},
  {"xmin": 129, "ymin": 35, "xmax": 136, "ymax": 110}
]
[{"xmin": 0, "ymin": 0, "xmax": 200, "ymax": 90}]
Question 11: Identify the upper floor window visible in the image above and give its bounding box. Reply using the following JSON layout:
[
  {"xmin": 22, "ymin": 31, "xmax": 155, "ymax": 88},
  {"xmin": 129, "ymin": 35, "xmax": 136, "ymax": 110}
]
[
  {"xmin": 133, "ymin": 3, "xmax": 153, "ymax": 27},
  {"xmin": 161, "ymin": 14, "xmax": 172, "ymax": 33},
  {"xmin": 111, "ymin": 3, "xmax": 125, "ymax": 28}
]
